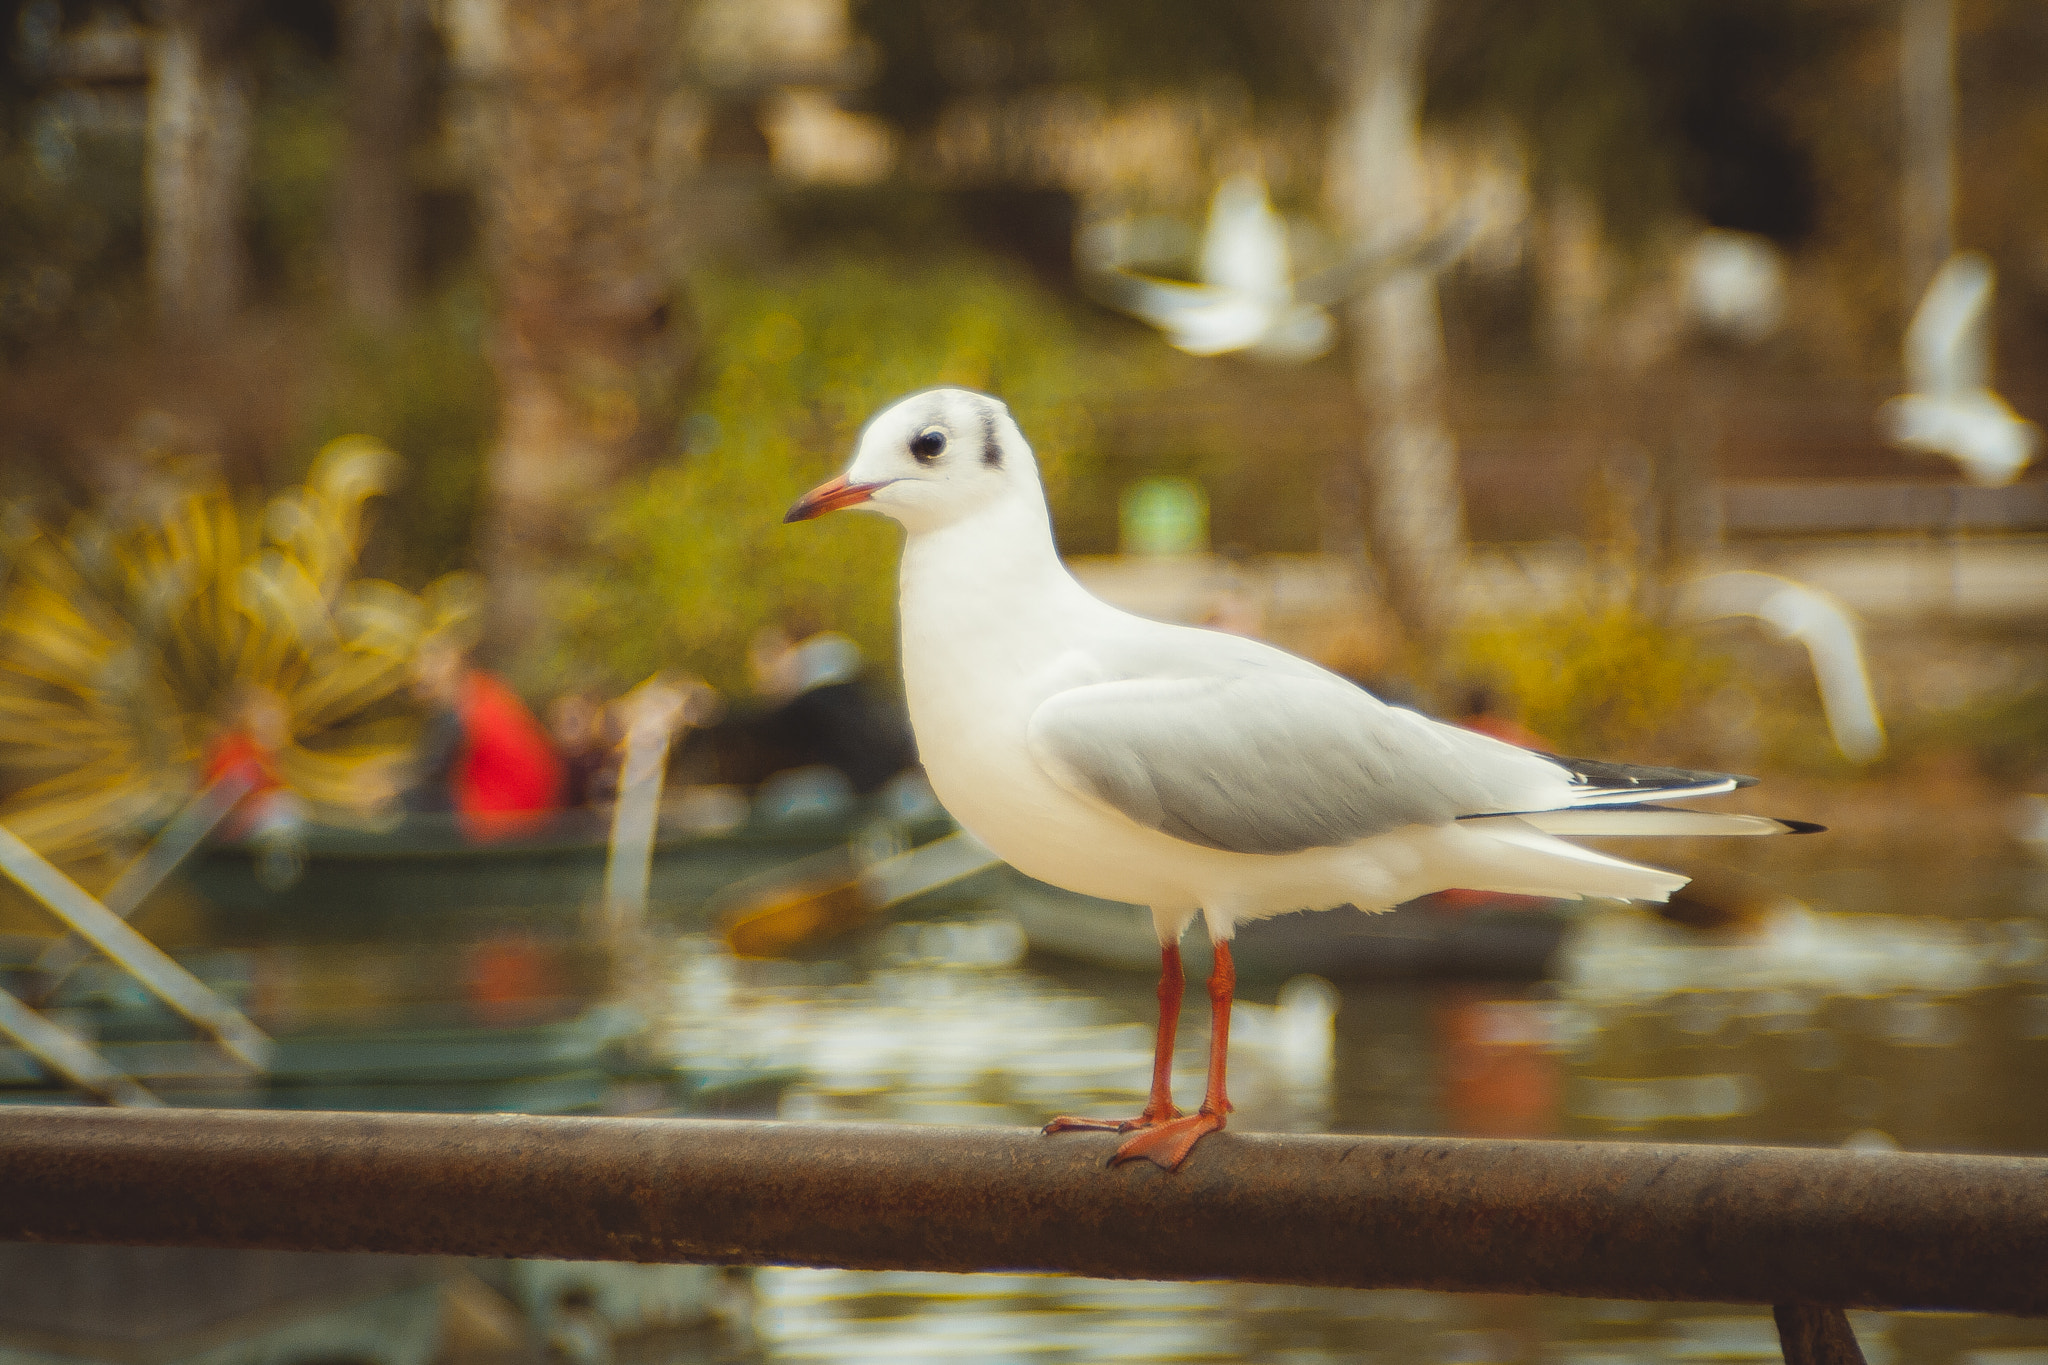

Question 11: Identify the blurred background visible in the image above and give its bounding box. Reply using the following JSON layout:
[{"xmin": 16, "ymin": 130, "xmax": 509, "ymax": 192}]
[{"xmin": 1, "ymin": 0, "xmax": 2047, "ymax": 1362}]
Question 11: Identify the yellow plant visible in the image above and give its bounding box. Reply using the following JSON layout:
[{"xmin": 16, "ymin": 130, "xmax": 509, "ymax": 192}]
[
  {"xmin": 0, "ymin": 437, "xmax": 473, "ymax": 860},
  {"xmin": 1454, "ymin": 595, "xmax": 1734, "ymax": 761}
]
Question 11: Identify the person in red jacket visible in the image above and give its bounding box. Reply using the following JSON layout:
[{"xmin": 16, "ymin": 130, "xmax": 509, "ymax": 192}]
[
  {"xmin": 202, "ymin": 686, "xmax": 294, "ymax": 839},
  {"xmin": 200, "ymin": 685, "xmax": 310, "ymax": 887},
  {"xmin": 403, "ymin": 638, "xmax": 564, "ymax": 840}
]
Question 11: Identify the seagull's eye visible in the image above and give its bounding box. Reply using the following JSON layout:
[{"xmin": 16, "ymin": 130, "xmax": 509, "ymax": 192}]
[{"xmin": 910, "ymin": 429, "xmax": 946, "ymax": 463}]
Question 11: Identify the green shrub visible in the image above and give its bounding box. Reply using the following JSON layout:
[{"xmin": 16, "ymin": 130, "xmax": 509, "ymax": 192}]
[
  {"xmin": 556, "ymin": 252, "xmax": 1149, "ymax": 694},
  {"xmin": 306, "ymin": 281, "xmax": 497, "ymax": 584},
  {"xmin": 1894, "ymin": 682, "xmax": 2048, "ymax": 787},
  {"xmin": 1454, "ymin": 594, "xmax": 1734, "ymax": 760}
]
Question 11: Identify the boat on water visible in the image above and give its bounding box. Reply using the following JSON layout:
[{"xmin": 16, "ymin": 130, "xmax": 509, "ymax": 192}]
[
  {"xmin": 997, "ymin": 876, "xmax": 1575, "ymax": 982},
  {"xmin": 0, "ymin": 936, "xmax": 796, "ymax": 1113},
  {"xmin": 184, "ymin": 798, "xmax": 947, "ymax": 937},
  {"xmin": 0, "ymin": 934, "xmax": 780, "ymax": 1362},
  {"xmin": 687, "ymin": 831, "xmax": 1576, "ymax": 980}
]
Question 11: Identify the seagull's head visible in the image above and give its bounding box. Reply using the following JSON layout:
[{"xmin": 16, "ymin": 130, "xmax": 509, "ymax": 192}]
[{"xmin": 784, "ymin": 387, "xmax": 1039, "ymax": 534}]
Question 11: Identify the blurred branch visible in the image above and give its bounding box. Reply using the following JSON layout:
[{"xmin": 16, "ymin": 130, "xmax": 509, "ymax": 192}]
[
  {"xmin": 459, "ymin": 0, "xmax": 692, "ymax": 670},
  {"xmin": 147, "ymin": 0, "xmax": 256, "ymax": 332},
  {"xmin": 1322, "ymin": 0, "xmax": 1468, "ymax": 656},
  {"xmin": 1898, "ymin": 0, "xmax": 1954, "ymax": 308},
  {"xmin": 337, "ymin": 0, "xmax": 432, "ymax": 325}
]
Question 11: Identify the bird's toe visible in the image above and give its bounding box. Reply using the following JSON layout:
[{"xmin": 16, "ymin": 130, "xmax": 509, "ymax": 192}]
[
  {"xmin": 1108, "ymin": 1112, "xmax": 1225, "ymax": 1170},
  {"xmin": 1043, "ymin": 1115, "xmax": 1122, "ymax": 1134},
  {"xmin": 1043, "ymin": 1106, "xmax": 1182, "ymax": 1136}
]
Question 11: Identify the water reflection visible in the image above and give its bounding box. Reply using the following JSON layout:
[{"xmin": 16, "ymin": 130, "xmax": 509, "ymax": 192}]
[
  {"xmin": 644, "ymin": 864, "xmax": 2048, "ymax": 1365},
  {"xmin": 663, "ymin": 929, "xmax": 1339, "ymax": 1135}
]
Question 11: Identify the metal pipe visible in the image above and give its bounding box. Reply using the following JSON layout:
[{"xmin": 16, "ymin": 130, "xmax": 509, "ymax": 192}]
[
  {"xmin": 2, "ymin": 1108, "xmax": 2045, "ymax": 1314},
  {"xmin": 0, "ymin": 826, "xmax": 272, "ymax": 1072},
  {"xmin": 0, "ymin": 994, "xmax": 160, "ymax": 1107},
  {"xmin": 602, "ymin": 684, "xmax": 679, "ymax": 932},
  {"xmin": 33, "ymin": 770, "xmax": 254, "ymax": 989},
  {"xmin": 1776, "ymin": 1305, "xmax": 1869, "ymax": 1365}
]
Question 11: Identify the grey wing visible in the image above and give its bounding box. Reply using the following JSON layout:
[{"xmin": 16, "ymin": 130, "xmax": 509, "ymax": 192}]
[
  {"xmin": 1026, "ymin": 672, "xmax": 1573, "ymax": 855},
  {"xmin": 1083, "ymin": 268, "xmax": 1225, "ymax": 330}
]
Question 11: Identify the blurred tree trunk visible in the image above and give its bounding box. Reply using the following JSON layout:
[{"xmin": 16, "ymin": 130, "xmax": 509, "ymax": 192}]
[
  {"xmin": 336, "ymin": 0, "xmax": 429, "ymax": 325},
  {"xmin": 459, "ymin": 0, "xmax": 688, "ymax": 669},
  {"xmin": 1899, "ymin": 0, "xmax": 1954, "ymax": 308},
  {"xmin": 1321, "ymin": 0, "xmax": 1467, "ymax": 658},
  {"xmin": 146, "ymin": 0, "xmax": 253, "ymax": 332}
]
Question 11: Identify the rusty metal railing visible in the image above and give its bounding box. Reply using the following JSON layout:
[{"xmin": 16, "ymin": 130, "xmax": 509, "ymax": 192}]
[{"xmin": 4, "ymin": 1108, "xmax": 2045, "ymax": 1364}]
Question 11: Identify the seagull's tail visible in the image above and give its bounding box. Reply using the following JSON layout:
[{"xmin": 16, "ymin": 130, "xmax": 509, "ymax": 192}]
[
  {"xmin": 1429, "ymin": 817, "xmax": 1692, "ymax": 904},
  {"xmin": 1474, "ymin": 805, "xmax": 1824, "ymax": 838}
]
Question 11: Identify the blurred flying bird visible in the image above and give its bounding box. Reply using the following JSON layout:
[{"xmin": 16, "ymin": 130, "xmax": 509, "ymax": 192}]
[
  {"xmin": 1077, "ymin": 175, "xmax": 1482, "ymax": 362},
  {"xmin": 1882, "ymin": 253, "xmax": 2040, "ymax": 486},
  {"xmin": 1078, "ymin": 174, "xmax": 1333, "ymax": 360},
  {"xmin": 1681, "ymin": 571, "xmax": 1884, "ymax": 764},
  {"xmin": 785, "ymin": 388, "xmax": 1819, "ymax": 1170}
]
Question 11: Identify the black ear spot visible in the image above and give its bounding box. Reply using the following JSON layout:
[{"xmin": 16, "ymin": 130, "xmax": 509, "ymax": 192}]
[
  {"xmin": 981, "ymin": 409, "xmax": 1001, "ymax": 468},
  {"xmin": 910, "ymin": 429, "xmax": 946, "ymax": 463}
]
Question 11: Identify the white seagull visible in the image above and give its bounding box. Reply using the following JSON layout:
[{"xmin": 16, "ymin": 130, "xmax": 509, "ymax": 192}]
[
  {"xmin": 1882, "ymin": 252, "xmax": 2040, "ymax": 487},
  {"xmin": 786, "ymin": 389, "xmax": 1818, "ymax": 1169},
  {"xmin": 1079, "ymin": 174, "xmax": 1482, "ymax": 364},
  {"xmin": 1079, "ymin": 174, "xmax": 1335, "ymax": 361},
  {"xmin": 1681, "ymin": 571, "xmax": 1884, "ymax": 765}
]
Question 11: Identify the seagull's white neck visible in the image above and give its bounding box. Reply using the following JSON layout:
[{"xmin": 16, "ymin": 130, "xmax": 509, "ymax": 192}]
[{"xmin": 897, "ymin": 489, "xmax": 1098, "ymax": 665}]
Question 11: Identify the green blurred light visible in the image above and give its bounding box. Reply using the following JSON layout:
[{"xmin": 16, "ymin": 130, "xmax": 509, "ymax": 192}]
[{"xmin": 1119, "ymin": 476, "xmax": 1208, "ymax": 556}]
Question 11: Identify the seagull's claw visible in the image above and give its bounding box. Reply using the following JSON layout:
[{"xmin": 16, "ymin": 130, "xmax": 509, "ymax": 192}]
[
  {"xmin": 1042, "ymin": 1105, "xmax": 1182, "ymax": 1136},
  {"xmin": 1109, "ymin": 1111, "xmax": 1225, "ymax": 1171}
]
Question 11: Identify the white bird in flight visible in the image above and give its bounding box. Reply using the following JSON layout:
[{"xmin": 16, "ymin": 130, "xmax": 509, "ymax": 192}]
[
  {"xmin": 1080, "ymin": 174, "xmax": 1482, "ymax": 364},
  {"xmin": 787, "ymin": 389, "xmax": 1818, "ymax": 1170},
  {"xmin": 1079, "ymin": 174, "xmax": 1335, "ymax": 360},
  {"xmin": 1682, "ymin": 572, "xmax": 1884, "ymax": 765},
  {"xmin": 1883, "ymin": 253, "xmax": 2040, "ymax": 487}
]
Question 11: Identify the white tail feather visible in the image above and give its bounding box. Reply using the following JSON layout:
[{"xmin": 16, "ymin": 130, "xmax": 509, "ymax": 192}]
[
  {"xmin": 1437, "ymin": 819, "xmax": 1691, "ymax": 904},
  {"xmin": 1473, "ymin": 808, "xmax": 1798, "ymax": 838}
]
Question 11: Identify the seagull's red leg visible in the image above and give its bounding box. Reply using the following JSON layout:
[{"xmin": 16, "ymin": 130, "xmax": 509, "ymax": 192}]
[
  {"xmin": 1044, "ymin": 942, "xmax": 1185, "ymax": 1133},
  {"xmin": 1111, "ymin": 939, "xmax": 1234, "ymax": 1170}
]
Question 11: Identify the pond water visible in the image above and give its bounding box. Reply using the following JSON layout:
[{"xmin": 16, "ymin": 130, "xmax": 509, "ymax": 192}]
[{"xmin": 635, "ymin": 857, "xmax": 2048, "ymax": 1365}]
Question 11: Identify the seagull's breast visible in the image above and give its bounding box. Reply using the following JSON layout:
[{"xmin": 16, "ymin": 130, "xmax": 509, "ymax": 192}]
[
  {"xmin": 895, "ymin": 536, "xmax": 1190, "ymax": 904},
  {"xmin": 901, "ymin": 623, "xmax": 1114, "ymax": 887}
]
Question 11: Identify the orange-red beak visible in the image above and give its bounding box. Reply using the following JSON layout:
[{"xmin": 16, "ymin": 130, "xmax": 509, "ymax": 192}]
[{"xmin": 783, "ymin": 475, "xmax": 893, "ymax": 523}]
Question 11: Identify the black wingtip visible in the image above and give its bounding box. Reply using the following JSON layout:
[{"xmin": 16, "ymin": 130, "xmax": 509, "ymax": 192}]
[
  {"xmin": 1544, "ymin": 752, "xmax": 1759, "ymax": 794},
  {"xmin": 1779, "ymin": 818, "xmax": 1827, "ymax": 834}
]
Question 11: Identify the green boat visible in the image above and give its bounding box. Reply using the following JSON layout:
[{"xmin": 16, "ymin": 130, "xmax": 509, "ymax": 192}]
[
  {"xmin": 0, "ymin": 940, "xmax": 796, "ymax": 1113},
  {"xmin": 183, "ymin": 805, "xmax": 937, "ymax": 938},
  {"xmin": 0, "ymin": 943, "xmax": 776, "ymax": 1362}
]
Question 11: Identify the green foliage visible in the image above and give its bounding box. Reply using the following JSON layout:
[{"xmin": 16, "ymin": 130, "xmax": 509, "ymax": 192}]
[
  {"xmin": 1428, "ymin": 0, "xmax": 1844, "ymax": 244},
  {"xmin": 306, "ymin": 281, "xmax": 497, "ymax": 584},
  {"xmin": 0, "ymin": 126, "xmax": 145, "ymax": 355},
  {"xmin": 1454, "ymin": 596, "xmax": 1733, "ymax": 760},
  {"xmin": 849, "ymin": 0, "xmax": 1324, "ymax": 134},
  {"xmin": 245, "ymin": 14, "xmax": 349, "ymax": 304},
  {"xmin": 249, "ymin": 65, "xmax": 341, "ymax": 303},
  {"xmin": 1896, "ymin": 683, "xmax": 2048, "ymax": 787},
  {"xmin": 557, "ymin": 252, "xmax": 1144, "ymax": 695}
]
